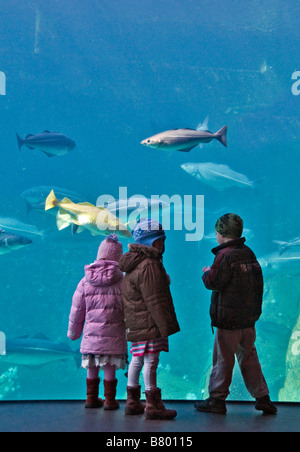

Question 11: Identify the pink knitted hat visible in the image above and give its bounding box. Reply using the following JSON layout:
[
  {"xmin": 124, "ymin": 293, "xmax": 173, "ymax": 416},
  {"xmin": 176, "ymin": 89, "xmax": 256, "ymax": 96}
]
[{"xmin": 97, "ymin": 234, "xmax": 123, "ymax": 262}]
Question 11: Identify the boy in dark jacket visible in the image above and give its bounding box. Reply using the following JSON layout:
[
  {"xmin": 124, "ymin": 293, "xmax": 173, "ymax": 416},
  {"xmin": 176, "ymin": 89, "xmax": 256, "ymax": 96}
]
[
  {"xmin": 195, "ymin": 214, "xmax": 277, "ymax": 415},
  {"xmin": 119, "ymin": 219, "xmax": 180, "ymax": 420}
]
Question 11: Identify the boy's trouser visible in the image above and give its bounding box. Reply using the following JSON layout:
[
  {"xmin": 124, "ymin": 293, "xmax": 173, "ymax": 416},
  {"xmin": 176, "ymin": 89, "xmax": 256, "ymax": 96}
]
[{"xmin": 209, "ymin": 327, "xmax": 269, "ymax": 401}]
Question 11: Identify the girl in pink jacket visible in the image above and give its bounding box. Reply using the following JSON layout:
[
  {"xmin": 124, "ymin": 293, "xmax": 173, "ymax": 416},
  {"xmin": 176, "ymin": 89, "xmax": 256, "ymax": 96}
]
[{"xmin": 67, "ymin": 235, "xmax": 127, "ymax": 410}]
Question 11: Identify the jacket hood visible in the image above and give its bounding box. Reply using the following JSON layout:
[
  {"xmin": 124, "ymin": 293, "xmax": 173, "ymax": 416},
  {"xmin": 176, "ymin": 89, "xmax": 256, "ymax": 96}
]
[
  {"xmin": 119, "ymin": 244, "xmax": 162, "ymax": 273},
  {"xmin": 212, "ymin": 237, "xmax": 246, "ymax": 255},
  {"xmin": 84, "ymin": 260, "xmax": 123, "ymax": 287}
]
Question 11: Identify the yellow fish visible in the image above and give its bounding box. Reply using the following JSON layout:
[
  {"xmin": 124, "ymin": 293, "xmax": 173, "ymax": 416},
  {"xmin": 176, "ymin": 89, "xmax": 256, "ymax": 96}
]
[{"xmin": 45, "ymin": 190, "xmax": 131, "ymax": 238}]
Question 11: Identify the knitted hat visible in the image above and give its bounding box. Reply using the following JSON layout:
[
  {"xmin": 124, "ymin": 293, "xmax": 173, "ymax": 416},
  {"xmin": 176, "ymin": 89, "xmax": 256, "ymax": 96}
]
[
  {"xmin": 132, "ymin": 218, "xmax": 166, "ymax": 248},
  {"xmin": 97, "ymin": 234, "xmax": 123, "ymax": 262},
  {"xmin": 215, "ymin": 213, "xmax": 244, "ymax": 239}
]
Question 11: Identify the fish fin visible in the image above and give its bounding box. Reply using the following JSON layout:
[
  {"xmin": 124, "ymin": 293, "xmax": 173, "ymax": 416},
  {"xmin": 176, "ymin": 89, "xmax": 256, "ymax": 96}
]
[
  {"xmin": 179, "ymin": 146, "xmax": 197, "ymax": 153},
  {"xmin": 215, "ymin": 125, "xmax": 228, "ymax": 147},
  {"xmin": 61, "ymin": 197, "xmax": 73, "ymax": 204},
  {"xmin": 42, "ymin": 151, "xmax": 56, "ymax": 158},
  {"xmin": 71, "ymin": 224, "xmax": 78, "ymax": 235},
  {"xmin": 72, "ymin": 224, "xmax": 85, "ymax": 235},
  {"xmin": 45, "ymin": 190, "xmax": 59, "ymax": 211},
  {"xmin": 197, "ymin": 116, "xmax": 210, "ymax": 131},
  {"xmin": 25, "ymin": 201, "xmax": 33, "ymax": 215},
  {"xmin": 16, "ymin": 133, "xmax": 24, "ymax": 150},
  {"xmin": 56, "ymin": 210, "xmax": 72, "ymax": 230}
]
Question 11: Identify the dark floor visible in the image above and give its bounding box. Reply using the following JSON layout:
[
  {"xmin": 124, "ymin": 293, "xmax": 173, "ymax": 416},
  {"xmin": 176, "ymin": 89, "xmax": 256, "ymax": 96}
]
[{"xmin": 1, "ymin": 400, "xmax": 299, "ymax": 433}]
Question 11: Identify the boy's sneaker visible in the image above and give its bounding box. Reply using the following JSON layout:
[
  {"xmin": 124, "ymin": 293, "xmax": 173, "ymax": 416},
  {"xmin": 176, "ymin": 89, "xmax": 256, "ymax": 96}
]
[
  {"xmin": 255, "ymin": 395, "xmax": 277, "ymax": 414},
  {"xmin": 194, "ymin": 397, "xmax": 227, "ymax": 415}
]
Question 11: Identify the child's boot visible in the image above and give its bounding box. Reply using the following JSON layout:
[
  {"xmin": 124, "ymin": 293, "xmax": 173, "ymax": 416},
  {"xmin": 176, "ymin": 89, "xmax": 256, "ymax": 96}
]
[
  {"xmin": 85, "ymin": 378, "xmax": 104, "ymax": 409},
  {"xmin": 144, "ymin": 388, "xmax": 177, "ymax": 420},
  {"xmin": 104, "ymin": 379, "xmax": 120, "ymax": 410},
  {"xmin": 125, "ymin": 386, "xmax": 146, "ymax": 415}
]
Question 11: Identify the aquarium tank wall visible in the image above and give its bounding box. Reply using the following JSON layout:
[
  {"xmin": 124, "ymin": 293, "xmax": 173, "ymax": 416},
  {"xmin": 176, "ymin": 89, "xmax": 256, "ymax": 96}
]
[{"xmin": 0, "ymin": 0, "xmax": 299, "ymax": 402}]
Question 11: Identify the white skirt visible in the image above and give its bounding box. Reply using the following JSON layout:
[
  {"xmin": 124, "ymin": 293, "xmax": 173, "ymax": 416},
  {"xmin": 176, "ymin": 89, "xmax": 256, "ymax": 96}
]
[{"xmin": 81, "ymin": 354, "xmax": 127, "ymax": 370}]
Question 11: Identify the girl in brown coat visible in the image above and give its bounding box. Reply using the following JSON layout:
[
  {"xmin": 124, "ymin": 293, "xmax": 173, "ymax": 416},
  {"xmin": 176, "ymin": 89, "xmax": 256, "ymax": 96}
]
[{"xmin": 119, "ymin": 219, "xmax": 180, "ymax": 420}]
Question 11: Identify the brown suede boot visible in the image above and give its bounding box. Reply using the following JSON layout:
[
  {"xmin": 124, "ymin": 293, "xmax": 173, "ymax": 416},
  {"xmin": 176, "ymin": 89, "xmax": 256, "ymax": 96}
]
[
  {"xmin": 104, "ymin": 379, "xmax": 120, "ymax": 410},
  {"xmin": 85, "ymin": 378, "xmax": 104, "ymax": 409},
  {"xmin": 125, "ymin": 386, "xmax": 146, "ymax": 415},
  {"xmin": 144, "ymin": 388, "xmax": 177, "ymax": 420}
]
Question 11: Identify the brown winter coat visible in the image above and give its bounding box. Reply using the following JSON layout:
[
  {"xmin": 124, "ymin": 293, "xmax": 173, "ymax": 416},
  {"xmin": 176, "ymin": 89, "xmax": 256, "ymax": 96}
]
[{"xmin": 119, "ymin": 244, "xmax": 180, "ymax": 342}]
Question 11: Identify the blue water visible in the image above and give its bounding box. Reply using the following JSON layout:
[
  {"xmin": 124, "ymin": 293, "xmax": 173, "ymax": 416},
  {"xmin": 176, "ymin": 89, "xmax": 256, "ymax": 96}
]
[{"xmin": 0, "ymin": 0, "xmax": 299, "ymax": 402}]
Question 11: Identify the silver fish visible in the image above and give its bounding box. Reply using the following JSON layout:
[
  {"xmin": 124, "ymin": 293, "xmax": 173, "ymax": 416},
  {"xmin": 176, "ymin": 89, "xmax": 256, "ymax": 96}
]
[
  {"xmin": 16, "ymin": 131, "xmax": 76, "ymax": 157},
  {"xmin": 181, "ymin": 162, "xmax": 254, "ymax": 191},
  {"xmin": 0, "ymin": 229, "xmax": 32, "ymax": 255},
  {"xmin": 141, "ymin": 125, "xmax": 227, "ymax": 152}
]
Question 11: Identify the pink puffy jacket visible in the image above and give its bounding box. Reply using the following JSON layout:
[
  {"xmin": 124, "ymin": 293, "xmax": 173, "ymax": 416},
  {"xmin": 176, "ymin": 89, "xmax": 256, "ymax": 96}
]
[{"xmin": 67, "ymin": 260, "xmax": 127, "ymax": 356}]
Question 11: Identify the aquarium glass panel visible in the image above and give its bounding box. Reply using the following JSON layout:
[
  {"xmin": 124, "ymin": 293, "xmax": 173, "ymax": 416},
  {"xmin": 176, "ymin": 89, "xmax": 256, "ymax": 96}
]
[{"xmin": 0, "ymin": 0, "xmax": 299, "ymax": 402}]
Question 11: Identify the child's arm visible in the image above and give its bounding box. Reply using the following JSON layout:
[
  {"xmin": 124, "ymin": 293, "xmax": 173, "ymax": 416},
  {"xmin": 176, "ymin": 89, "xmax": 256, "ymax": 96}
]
[
  {"xmin": 202, "ymin": 250, "xmax": 233, "ymax": 291},
  {"xmin": 140, "ymin": 263, "xmax": 179, "ymax": 337},
  {"xmin": 67, "ymin": 280, "xmax": 86, "ymax": 341}
]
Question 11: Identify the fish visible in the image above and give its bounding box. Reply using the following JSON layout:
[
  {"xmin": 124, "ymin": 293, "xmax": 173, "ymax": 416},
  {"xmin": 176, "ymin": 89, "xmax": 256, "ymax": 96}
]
[
  {"xmin": 16, "ymin": 131, "xmax": 76, "ymax": 157},
  {"xmin": 45, "ymin": 190, "xmax": 131, "ymax": 238},
  {"xmin": 204, "ymin": 228, "xmax": 254, "ymax": 242},
  {"xmin": 0, "ymin": 217, "xmax": 45, "ymax": 238},
  {"xmin": 141, "ymin": 123, "xmax": 227, "ymax": 152},
  {"xmin": 0, "ymin": 334, "xmax": 81, "ymax": 368},
  {"xmin": 97, "ymin": 196, "xmax": 170, "ymax": 218},
  {"xmin": 0, "ymin": 228, "xmax": 32, "ymax": 255},
  {"xmin": 181, "ymin": 162, "xmax": 255, "ymax": 191},
  {"xmin": 22, "ymin": 186, "xmax": 84, "ymax": 214},
  {"xmin": 273, "ymin": 237, "xmax": 300, "ymax": 255},
  {"xmin": 259, "ymin": 249, "xmax": 300, "ymax": 276}
]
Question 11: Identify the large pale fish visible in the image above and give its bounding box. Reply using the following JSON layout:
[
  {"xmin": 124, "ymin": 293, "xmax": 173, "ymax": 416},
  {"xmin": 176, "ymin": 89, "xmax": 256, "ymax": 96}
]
[
  {"xmin": 0, "ymin": 228, "xmax": 32, "ymax": 255},
  {"xmin": 0, "ymin": 334, "xmax": 81, "ymax": 368},
  {"xmin": 0, "ymin": 217, "xmax": 45, "ymax": 238},
  {"xmin": 181, "ymin": 162, "xmax": 255, "ymax": 191},
  {"xmin": 141, "ymin": 123, "xmax": 227, "ymax": 152},
  {"xmin": 22, "ymin": 186, "xmax": 84, "ymax": 214},
  {"xmin": 45, "ymin": 190, "xmax": 131, "ymax": 238},
  {"xmin": 259, "ymin": 249, "xmax": 300, "ymax": 276},
  {"xmin": 273, "ymin": 237, "xmax": 300, "ymax": 255},
  {"xmin": 97, "ymin": 197, "xmax": 170, "ymax": 217},
  {"xmin": 16, "ymin": 131, "xmax": 76, "ymax": 157}
]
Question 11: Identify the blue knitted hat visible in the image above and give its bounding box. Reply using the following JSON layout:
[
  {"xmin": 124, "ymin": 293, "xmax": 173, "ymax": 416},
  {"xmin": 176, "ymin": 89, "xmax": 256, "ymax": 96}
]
[{"xmin": 132, "ymin": 219, "xmax": 166, "ymax": 247}]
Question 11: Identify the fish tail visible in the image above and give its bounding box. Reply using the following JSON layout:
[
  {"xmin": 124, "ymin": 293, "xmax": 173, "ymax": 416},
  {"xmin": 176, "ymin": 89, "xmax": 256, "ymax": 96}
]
[
  {"xmin": 16, "ymin": 133, "xmax": 24, "ymax": 151},
  {"xmin": 215, "ymin": 125, "xmax": 228, "ymax": 147},
  {"xmin": 45, "ymin": 190, "xmax": 59, "ymax": 211}
]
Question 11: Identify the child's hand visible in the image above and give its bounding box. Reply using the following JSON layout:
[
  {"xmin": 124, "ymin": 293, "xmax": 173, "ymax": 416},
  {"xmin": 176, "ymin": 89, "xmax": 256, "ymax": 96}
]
[{"xmin": 202, "ymin": 266, "xmax": 211, "ymax": 273}]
